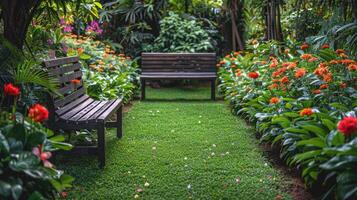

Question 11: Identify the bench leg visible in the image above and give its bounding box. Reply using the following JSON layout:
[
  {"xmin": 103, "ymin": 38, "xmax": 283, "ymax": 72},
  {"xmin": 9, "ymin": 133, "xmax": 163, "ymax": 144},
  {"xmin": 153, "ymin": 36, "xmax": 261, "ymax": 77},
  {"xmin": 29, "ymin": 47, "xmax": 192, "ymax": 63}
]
[
  {"xmin": 141, "ymin": 79, "xmax": 146, "ymax": 100},
  {"xmin": 116, "ymin": 105, "xmax": 123, "ymax": 139},
  {"xmin": 97, "ymin": 124, "xmax": 105, "ymax": 169},
  {"xmin": 211, "ymin": 79, "xmax": 216, "ymax": 101}
]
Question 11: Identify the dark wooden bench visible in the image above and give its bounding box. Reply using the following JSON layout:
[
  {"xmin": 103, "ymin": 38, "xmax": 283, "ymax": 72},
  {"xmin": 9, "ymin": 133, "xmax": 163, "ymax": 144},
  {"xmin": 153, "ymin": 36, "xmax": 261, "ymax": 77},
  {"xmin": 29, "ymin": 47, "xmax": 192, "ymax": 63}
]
[
  {"xmin": 43, "ymin": 56, "xmax": 123, "ymax": 168},
  {"xmin": 140, "ymin": 53, "xmax": 217, "ymax": 100}
]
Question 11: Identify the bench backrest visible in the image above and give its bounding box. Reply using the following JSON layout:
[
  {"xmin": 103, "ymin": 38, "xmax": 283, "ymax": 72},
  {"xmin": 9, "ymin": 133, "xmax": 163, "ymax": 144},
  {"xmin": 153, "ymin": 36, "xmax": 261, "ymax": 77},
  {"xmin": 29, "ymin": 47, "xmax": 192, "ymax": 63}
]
[
  {"xmin": 43, "ymin": 56, "xmax": 85, "ymax": 111},
  {"xmin": 141, "ymin": 53, "xmax": 217, "ymax": 73}
]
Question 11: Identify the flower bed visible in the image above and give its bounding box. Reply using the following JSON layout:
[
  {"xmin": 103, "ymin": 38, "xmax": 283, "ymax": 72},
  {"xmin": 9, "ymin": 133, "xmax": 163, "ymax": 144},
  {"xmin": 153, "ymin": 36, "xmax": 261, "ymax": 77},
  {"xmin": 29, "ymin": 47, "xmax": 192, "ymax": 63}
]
[
  {"xmin": 218, "ymin": 42, "xmax": 357, "ymax": 200},
  {"xmin": 61, "ymin": 35, "xmax": 140, "ymax": 103}
]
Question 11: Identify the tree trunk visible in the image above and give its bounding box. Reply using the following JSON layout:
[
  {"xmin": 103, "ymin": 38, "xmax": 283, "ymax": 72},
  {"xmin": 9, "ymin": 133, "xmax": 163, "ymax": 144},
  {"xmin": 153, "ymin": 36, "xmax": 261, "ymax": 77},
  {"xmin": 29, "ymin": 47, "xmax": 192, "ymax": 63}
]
[
  {"xmin": 264, "ymin": 0, "xmax": 283, "ymax": 41},
  {"xmin": 0, "ymin": 0, "xmax": 41, "ymax": 49}
]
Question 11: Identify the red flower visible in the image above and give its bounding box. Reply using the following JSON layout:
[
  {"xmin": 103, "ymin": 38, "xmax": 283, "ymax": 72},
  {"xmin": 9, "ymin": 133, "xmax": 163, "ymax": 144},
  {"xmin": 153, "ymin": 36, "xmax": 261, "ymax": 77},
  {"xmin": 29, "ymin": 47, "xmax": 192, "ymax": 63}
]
[
  {"xmin": 235, "ymin": 69, "xmax": 242, "ymax": 77},
  {"xmin": 61, "ymin": 191, "xmax": 68, "ymax": 198},
  {"xmin": 335, "ymin": 49, "xmax": 345, "ymax": 55},
  {"xmin": 337, "ymin": 116, "xmax": 357, "ymax": 136},
  {"xmin": 3, "ymin": 83, "xmax": 20, "ymax": 96},
  {"xmin": 300, "ymin": 54, "xmax": 313, "ymax": 60},
  {"xmin": 300, "ymin": 108, "xmax": 314, "ymax": 117},
  {"xmin": 280, "ymin": 76, "xmax": 289, "ymax": 84},
  {"xmin": 312, "ymin": 89, "xmax": 321, "ymax": 94},
  {"xmin": 270, "ymin": 97, "xmax": 280, "ymax": 104},
  {"xmin": 28, "ymin": 104, "xmax": 49, "ymax": 123},
  {"xmin": 301, "ymin": 43, "xmax": 309, "ymax": 50},
  {"xmin": 295, "ymin": 68, "xmax": 307, "ymax": 78},
  {"xmin": 32, "ymin": 144, "xmax": 53, "ymax": 168},
  {"xmin": 320, "ymin": 84, "xmax": 328, "ymax": 89},
  {"xmin": 248, "ymin": 71, "xmax": 259, "ymax": 79},
  {"xmin": 71, "ymin": 79, "xmax": 81, "ymax": 84},
  {"xmin": 321, "ymin": 44, "xmax": 329, "ymax": 49}
]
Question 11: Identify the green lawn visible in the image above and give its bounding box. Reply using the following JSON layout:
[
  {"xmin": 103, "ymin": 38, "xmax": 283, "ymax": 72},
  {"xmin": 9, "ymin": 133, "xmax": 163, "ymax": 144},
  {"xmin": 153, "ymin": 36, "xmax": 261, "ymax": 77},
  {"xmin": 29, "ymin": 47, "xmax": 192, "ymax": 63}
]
[{"xmin": 58, "ymin": 87, "xmax": 292, "ymax": 200}]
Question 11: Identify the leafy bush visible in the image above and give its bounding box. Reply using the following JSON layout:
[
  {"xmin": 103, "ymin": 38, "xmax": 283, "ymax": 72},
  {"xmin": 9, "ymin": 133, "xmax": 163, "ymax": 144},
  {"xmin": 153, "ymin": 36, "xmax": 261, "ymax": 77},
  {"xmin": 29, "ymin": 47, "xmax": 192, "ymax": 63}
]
[
  {"xmin": 60, "ymin": 34, "xmax": 140, "ymax": 103},
  {"xmin": 218, "ymin": 41, "xmax": 357, "ymax": 200},
  {"xmin": 145, "ymin": 12, "xmax": 214, "ymax": 52}
]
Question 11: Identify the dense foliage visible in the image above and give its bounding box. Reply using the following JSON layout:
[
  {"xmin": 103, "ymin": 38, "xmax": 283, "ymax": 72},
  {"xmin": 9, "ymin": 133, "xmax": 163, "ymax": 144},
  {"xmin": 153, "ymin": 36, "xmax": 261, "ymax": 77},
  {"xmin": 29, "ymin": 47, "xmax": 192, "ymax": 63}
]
[
  {"xmin": 218, "ymin": 42, "xmax": 357, "ymax": 200},
  {"xmin": 145, "ymin": 12, "xmax": 214, "ymax": 53},
  {"xmin": 0, "ymin": 84, "xmax": 73, "ymax": 199}
]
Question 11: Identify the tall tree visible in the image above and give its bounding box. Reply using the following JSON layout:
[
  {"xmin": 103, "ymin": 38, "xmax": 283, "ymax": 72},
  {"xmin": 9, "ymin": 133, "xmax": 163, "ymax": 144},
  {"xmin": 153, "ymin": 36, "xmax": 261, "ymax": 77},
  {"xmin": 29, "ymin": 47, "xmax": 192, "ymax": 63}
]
[{"xmin": 0, "ymin": 0, "xmax": 42, "ymax": 49}]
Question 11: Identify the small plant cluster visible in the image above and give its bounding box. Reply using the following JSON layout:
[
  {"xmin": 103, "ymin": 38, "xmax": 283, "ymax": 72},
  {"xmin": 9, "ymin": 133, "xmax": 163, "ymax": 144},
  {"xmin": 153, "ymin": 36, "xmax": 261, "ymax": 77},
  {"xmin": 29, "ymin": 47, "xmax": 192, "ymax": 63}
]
[
  {"xmin": 0, "ymin": 83, "xmax": 73, "ymax": 200},
  {"xmin": 60, "ymin": 34, "xmax": 140, "ymax": 103},
  {"xmin": 218, "ymin": 41, "xmax": 357, "ymax": 200}
]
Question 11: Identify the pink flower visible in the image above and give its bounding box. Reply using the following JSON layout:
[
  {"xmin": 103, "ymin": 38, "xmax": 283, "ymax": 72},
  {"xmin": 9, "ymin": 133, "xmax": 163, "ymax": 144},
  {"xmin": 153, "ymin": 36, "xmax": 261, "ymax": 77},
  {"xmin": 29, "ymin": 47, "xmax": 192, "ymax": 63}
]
[{"xmin": 32, "ymin": 145, "xmax": 53, "ymax": 168}]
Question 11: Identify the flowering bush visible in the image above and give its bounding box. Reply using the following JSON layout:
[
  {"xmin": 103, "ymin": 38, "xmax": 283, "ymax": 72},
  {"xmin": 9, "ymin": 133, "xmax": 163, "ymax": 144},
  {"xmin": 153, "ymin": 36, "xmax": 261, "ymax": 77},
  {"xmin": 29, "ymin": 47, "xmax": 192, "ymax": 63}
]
[
  {"xmin": 218, "ymin": 41, "xmax": 357, "ymax": 200},
  {"xmin": 0, "ymin": 83, "xmax": 73, "ymax": 199},
  {"xmin": 60, "ymin": 34, "xmax": 140, "ymax": 103}
]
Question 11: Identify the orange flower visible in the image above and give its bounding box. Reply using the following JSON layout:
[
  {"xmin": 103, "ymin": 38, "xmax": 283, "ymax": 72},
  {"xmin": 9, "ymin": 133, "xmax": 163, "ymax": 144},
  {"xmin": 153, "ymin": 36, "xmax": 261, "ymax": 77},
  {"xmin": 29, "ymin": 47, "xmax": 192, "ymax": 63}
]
[
  {"xmin": 235, "ymin": 69, "xmax": 242, "ymax": 77},
  {"xmin": 300, "ymin": 54, "xmax": 313, "ymax": 60},
  {"xmin": 335, "ymin": 49, "xmax": 345, "ymax": 55},
  {"xmin": 77, "ymin": 48, "xmax": 84, "ymax": 54},
  {"xmin": 248, "ymin": 71, "xmax": 259, "ymax": 79},
  {"xmin": 340, "ymin": 59, "xmax": 355, "ymax": 66},
  {"xmin": 268, "ymin": 83, "xmax": 279, "ymax": 90},
  {"xmin": 321, "ymin": 44, "xmax": 329, "ymax": 49},
  {"xmin": 71, "ymin": 79, "xmax": 81, "ymax": 84},
  {"xmin": 219, "ymin": 60, "xmax": 225, "ymax": 65},
  {"xmin": 323, "ymin": 73, "xmax": 333, "ymax": 82},
  {"xmin": 308, "ymin": 57, "xmax": 318, "ymax": 62},
  {"xmin": 231, "ymin": 64, "xmax": 237, "ymax": 69},
  {"xmin": 300, "ymin": 108, "xmax": 314, "ymax": 117},
  {"xmin": 312, "ymin": 89, "xmax": 321, "ymax": 94},
  {"xmin": 280, "ymin": 76, "xmax": 289, "ymax": 84},
  {"xmin": 269, "ymin": 97, "xmax": 280, "ymax": 104},
  {"xmin": 233, "ymin": 51, "xmax": 240, "ymax": 56},
  {"xmin": 314, "ymin": 65, "xmax": 329, "ymax": 76},
  {"xmin": 216, "ymin": 64, "xmax": 221, "ymax": 68},
  {"xmin": 348, "ymin": 64, "xmax": 357, "ymax": 71},
  {"xmin": 301, "ymin": 43, "xmax": 309, "ymax": 50},
  {"xmin": 261, "ymin": 61, "xmax": 268, "ymax": 65},
  {"xmin": 320, "ymin": 84, "xmax": 328, "ymax": 89},
  {"xmin": 269, "ymin": 58, "xmax": 278, "ymax": 68},
  {"xmin": 329, "ymin": 60, "xmax": 338, "ymax": 65},
  {"xmin": 340, "ymin": 83, "xmax": 347, "ymax": 89},
  {"xmin": 295, "ymin": 68, "xmax": 307, "ymax": 78},
  {"xmin": 284, "ymin": 48, "xmax": 290, "ymax": 54},
  {"xmin": 282, "ymin": 62, "xmax": 297, "ymax": 69}
]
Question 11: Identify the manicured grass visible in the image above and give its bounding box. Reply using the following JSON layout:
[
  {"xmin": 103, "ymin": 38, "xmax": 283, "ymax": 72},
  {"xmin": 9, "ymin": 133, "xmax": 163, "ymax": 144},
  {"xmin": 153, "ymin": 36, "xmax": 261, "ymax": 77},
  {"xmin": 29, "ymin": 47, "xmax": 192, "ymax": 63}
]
[{"xmin": 58, "ymin": 87, "xmax": 292, "ymax": 199}]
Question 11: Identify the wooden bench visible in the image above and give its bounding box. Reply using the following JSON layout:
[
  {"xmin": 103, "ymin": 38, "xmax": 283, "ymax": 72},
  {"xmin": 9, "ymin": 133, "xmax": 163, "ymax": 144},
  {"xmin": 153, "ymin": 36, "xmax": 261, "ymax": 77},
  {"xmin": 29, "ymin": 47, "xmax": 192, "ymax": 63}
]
[
  {"xmin": 43, "ymin": 56, "xmax": 123, "ymax": 168},
  {"xmin": 140, "ymin": 53, "xmax": 217, "ymax": 100}
]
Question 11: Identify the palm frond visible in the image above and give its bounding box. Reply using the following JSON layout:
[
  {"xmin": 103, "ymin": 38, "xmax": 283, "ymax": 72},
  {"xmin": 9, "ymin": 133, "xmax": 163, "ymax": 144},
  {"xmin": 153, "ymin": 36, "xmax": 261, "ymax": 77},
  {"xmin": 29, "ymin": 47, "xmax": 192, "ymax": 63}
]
[{"xmin": 11, "ymin": 60, "xmax": 59, "ymax": 95}]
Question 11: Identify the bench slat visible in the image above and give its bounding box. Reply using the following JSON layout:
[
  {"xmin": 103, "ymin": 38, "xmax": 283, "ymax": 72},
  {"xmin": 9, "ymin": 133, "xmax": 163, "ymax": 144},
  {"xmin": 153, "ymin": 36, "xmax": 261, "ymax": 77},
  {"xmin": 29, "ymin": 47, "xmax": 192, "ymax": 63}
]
[
  {"xmin": 48, "ymin": 63, "xmax": 81, "ymax": 76},
  {"xmin": 44, "ymin": 56, "xmax": 79, "ymax": 68},
  {"xmin": 54, "ymin": 87, "xmax": 85, "ymax": 108},
  {"xmin": 75, "ymin": 101, "xmax": 108, "ymax": 122},
  {"xmin": 60, "ymin": 98, "xmax": 95, "ymax": 120},
  {"xmin": 58, "ymin": 71, "xmax": 83, "ymax": 84},
  {"xmin": 56, "ymin": 95, "xmax": 90, "ymax": 116},
  {"xmin": 97, "ymin": 99, "xmax": 122, "ymax": 121}
]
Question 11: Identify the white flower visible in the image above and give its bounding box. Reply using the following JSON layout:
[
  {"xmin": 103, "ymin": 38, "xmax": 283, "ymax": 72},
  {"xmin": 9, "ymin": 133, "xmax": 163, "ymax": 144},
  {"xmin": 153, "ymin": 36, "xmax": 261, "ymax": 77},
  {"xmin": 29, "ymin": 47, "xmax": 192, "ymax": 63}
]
[
  {"xmin": 198, "ymin": 121, "xmax": 201, "ymax": 124},
  {"xmin": 134, "ymin": 194, "xmax": 139, "ymax": 199},
  {"xmin": 152, "ymin": 147, "xmax": 156, "ymax": 150},
  {"xmin": 184, "ymin": 157, "xmax": 188, "ymax": 160},
  {"xmin": 187, "ymin": 184, "xmax": 192, "ymax": 189},
  {"xmin": 211, "ymin": 152, "xmax": 215, "ymax": 156},
  {"xmin": 144, "ymin": 182, "xmax": 150, "ymax": 187},
  {"xmin": 212, "ymin": 144, "xmax": 216, "ymax": 147},
  {"xmin": 264, "ymin": 163, "xmax": 268, "ymax": 167},
  {"xmin": 226, "ymin": 152, "xmax": 230, "ymax": 155}
]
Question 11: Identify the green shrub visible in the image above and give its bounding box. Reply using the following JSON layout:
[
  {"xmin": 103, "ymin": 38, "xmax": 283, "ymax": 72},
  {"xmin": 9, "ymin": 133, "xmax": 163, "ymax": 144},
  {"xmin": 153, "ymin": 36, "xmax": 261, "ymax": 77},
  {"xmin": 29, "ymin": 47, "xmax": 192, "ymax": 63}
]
[{"xmin": 145, "ymin": 12, "xmax": 214, "ymax": 53}]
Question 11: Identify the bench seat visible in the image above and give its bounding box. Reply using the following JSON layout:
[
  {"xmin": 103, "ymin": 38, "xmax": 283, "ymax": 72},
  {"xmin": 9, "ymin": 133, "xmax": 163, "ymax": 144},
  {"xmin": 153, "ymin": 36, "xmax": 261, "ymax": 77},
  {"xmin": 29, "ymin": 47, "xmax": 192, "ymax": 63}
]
[
  {"xmin": 140, "ymin": 72, "xmax": 217, "ymax": 79},
  {"xmin": 55, "ymin": 95, "xmax": 122, "ymax": 125}
]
